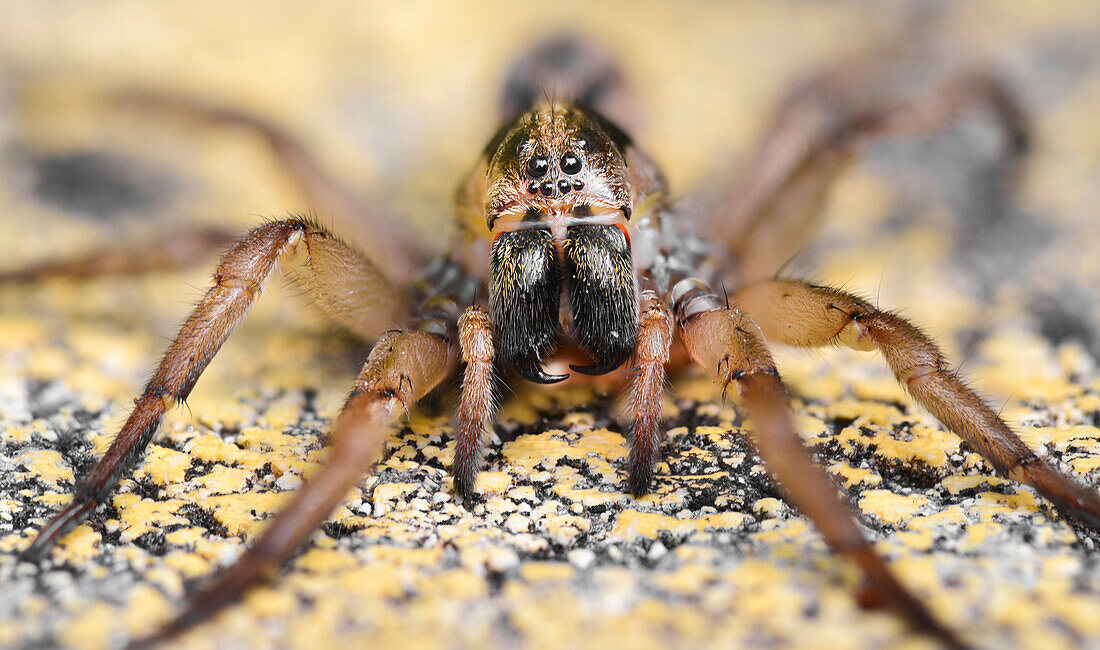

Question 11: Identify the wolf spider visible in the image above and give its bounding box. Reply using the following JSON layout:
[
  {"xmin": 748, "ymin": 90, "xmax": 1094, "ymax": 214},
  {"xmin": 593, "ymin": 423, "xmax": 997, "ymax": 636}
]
[{"xmin": 12, "ymin": 39, "xmax": 1100, "ymax": 649}]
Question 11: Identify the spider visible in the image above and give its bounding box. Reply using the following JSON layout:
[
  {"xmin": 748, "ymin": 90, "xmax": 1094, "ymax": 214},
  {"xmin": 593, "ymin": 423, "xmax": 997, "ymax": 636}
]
[{"xmin": 10, "ymin": 37, "xmax": 1100, "ymax": 649}]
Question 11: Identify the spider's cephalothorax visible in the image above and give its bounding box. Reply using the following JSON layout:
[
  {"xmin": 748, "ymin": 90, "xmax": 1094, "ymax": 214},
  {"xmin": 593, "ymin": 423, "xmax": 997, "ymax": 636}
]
[
  {"xmin": 13, "ymin": 38, "xmax": 1099, "ymax": 650},
  {"xmin": 483, "ymin": 105, "xmax": 640, "ymax": 384}
]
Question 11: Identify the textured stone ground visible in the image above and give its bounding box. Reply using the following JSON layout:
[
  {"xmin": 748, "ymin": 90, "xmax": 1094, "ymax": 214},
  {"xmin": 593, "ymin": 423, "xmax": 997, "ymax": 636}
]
[{"xmin": 2, "ymin": 2, "xmax": 1100, "ymax": 649}]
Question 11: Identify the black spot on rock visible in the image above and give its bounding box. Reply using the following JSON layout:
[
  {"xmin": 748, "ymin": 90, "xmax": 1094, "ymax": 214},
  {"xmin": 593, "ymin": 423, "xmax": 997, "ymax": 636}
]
[
  {"xmin": 1031, "ymin": 284, "xmax": 1098, "ymax": 360},
  {"xmin": 31, "ymin": 151, "xmax": 173, "ymax": 221}
]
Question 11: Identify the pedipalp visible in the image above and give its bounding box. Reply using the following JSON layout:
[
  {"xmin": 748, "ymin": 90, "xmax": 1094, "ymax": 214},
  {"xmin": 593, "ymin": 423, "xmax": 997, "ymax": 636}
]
[
  {"xmin": 452, "ymin": 305, "xmax": 498, "ymax": 499},
  {"xmin": 625, "ymin": 288, "xmax": 673, "ymax": 496}
]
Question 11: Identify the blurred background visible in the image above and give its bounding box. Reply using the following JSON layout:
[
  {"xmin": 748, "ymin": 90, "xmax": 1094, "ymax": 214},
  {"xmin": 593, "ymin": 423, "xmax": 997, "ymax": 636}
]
[
  {"xmin": 2, "ymin": 1, "xmax": 1099, "ymax": 359},
  {"xmin": 2, "ymin": 1, "xmax": 1100, "ymax": 648}
]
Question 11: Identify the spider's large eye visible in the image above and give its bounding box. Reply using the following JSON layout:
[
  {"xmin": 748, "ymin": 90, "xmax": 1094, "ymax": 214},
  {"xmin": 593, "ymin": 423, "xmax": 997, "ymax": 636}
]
[
  {"xmin": 560, "ymin": 151, "xmax": 582, "ymax": 175},
  {"xmin": 527, "ymin": 155, "xmax": 549, "ymax": 178}
]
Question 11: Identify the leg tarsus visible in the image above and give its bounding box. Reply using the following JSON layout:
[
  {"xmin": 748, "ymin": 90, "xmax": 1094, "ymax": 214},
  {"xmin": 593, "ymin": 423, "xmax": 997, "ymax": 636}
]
[{"xmin": 19, "ymin": 499, "xmax": 93, "ymax": 562}]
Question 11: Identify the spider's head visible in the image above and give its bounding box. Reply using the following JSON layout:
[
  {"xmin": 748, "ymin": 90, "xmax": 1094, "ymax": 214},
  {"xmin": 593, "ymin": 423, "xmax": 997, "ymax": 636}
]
[
  {"xmin": 481, "ymin": 105, "xmax": 639, "ymax": 386},
  {"xmin": 483, "ymin": 104, "xmax": 632, "ymax": 231}
]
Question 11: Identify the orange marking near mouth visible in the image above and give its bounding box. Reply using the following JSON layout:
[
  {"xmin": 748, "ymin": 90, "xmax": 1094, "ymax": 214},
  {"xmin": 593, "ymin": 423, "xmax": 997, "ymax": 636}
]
[
  {"xmin": 490, "ymin": 204, "xmax": 629, "ymax": 250},
  {"xmin": 613, "ymin": 222, "xmax": 631, "ymax": 248}
]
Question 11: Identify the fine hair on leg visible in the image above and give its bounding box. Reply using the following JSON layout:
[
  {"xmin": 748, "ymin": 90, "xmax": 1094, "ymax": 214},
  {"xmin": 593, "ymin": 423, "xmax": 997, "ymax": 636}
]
[
  {"xmin": 735, "ymin": 279, "xmax": 1100, "ymax": 531},
  {"xmin": 678, "ymin": 299, "xmax": 965, "ymax": 648},
  {"xmin": 21, "ymin": 217, "xmax": 407, "ymax": 562}
]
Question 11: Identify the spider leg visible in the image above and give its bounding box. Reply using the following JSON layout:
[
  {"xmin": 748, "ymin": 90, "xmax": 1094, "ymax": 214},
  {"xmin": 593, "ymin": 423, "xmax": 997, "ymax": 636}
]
[
  {"xmin": 735, "ymin": 279, "xmax": 1100, "ymax": 531},
  {"xmin": 674, "ymin": 279, "xmax": 965, "ymax": 649},
  {"xmin": 112, "ymin": 89, "xmax": 423, "ymax": 278},
  {"xmin": 132, "ymin": 327, "xmax": 454, "ymax": 647},
  {"xmin": 626, "ymin": 289, "xmax": 674, "ymax": 496},
  {"xmin": 0, "ymin": 226, "xmax": 237, "ymax": 282},
  {"xmin": 452, "ymin": 305, "xmax": 497, "ymax": 499},
  {"xmin": 20, "ymin": 217, "xmax": 407, "ymax": 561},
  {"xmin": 707, "ymin": 57, "xmax": 1027, "ymax": 284}
]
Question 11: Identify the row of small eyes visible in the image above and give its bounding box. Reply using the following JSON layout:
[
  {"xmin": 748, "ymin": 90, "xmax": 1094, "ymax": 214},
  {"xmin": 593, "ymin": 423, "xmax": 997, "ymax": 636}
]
[
  {"xmin": 527, "ymin": 178, "xmax": 585, "ymax": 196},
  {"xmin": 527, "ymin": 151, "xmax": 582, "ymax": 178}
]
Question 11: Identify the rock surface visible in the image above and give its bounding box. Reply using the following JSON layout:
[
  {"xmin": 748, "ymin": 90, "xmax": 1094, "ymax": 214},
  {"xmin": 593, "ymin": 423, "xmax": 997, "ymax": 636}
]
[{"xmin": 2, "ymin": 2, "xmax": 1100, "ymax": 648}]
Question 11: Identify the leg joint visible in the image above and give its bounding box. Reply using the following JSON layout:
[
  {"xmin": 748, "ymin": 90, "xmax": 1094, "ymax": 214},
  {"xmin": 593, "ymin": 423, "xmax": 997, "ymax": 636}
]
[
  {"xmin": 900, "ymin": 364, "xmax": 941, "ymax": 390},
  {"xmin": 721, "ymin": 358, "xmax": 781, "ymax": 389},
  {"xmin": 137, "ymin": 385, "xmax": 178, "ymax": 411},
  {"xmin": 728, "ymin": 365, "xmax": 780, "ymax": 381},
  {"xmin": 458, "ymin": 306, "xmax": 495, "ymax": 364},
  {"xmin": 636, "ymin": 300, "xmax": 674, "ymax": 364},
  {"xmin": 214, "ymin": 276, "xmax": 261, "ymax": 293},
  {"xmin": 348, "ymin": 375, "xmax": 413, "ymax": 413}
]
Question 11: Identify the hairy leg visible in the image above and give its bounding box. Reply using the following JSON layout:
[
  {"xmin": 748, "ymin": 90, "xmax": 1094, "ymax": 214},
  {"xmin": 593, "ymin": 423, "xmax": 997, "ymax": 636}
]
[
  {"xmin": 0, "ymin": 226, "xmax": 236, "ymax": 282},
  {"xmin": 676, "ymin": 285, "xmax": 963, "ymax": 648},
  {"xmin": 451, "ymin": 305, "xmax": 497, "ymax": 499},
  {"xmin": 133, "ymin": 328, "xmax": 453, "ymax": 646},
  {"xmin": 626, "ymin": 289, "xmax": 674, "ymax": 496},
  {"xmin": 735, "ymin": 279, "xmax": 1100, "ymax": 530},
  {"xmin": 112, "ymin": 90, "xmax": 423, "ymax": 278},
  {"xmin": 706, "ymin": 57, "xmax": 1027, "ymax": 284},
  {"xmin": 20, "ymin": 217, "xmax": 407, "ymax": 561}
]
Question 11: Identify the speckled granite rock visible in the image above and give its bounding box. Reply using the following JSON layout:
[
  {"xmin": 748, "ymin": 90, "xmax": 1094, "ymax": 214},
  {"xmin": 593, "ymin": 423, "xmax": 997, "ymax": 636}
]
[{"xmin": 2, "ymin": 2, "xmax": 1100, "ymax": 649}]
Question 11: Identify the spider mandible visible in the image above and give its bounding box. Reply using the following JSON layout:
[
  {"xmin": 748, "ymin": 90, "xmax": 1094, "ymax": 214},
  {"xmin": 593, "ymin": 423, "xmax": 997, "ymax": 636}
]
[{"xmin": 11, "ymin": 37, "xmax": 1100, "ymax": 649}]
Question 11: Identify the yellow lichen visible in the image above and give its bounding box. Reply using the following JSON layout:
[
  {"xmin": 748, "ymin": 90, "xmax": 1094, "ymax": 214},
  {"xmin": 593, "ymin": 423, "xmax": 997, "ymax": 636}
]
[
  {"xmin": 826, "ymin": 462, "xmax": 883, "ymax": 488},
  {"xmin": 857, "ymin": 490, "xmax": 929, "ymax": 527},
  {"xmin": 609, "ymin": 510, "xmax": 748, "ymax": 541},
  {"xmin": 133, "ymin": 446, "xmax": 192, "ymax": 486},
  {"xmin": 112, "ymin": 493, "xmax": 188, "ymax": 543},
  {"xmin": 653, "ymin": 564, "xmax": 716, "ymax": 595},
  {"xmin": 474, "ymin": 472, "xmax": 512, "ymax": 495},
  {"xmin": 519, "ymin": 562, "xmax": 575, "ymax": 583},
  {"xmin": 970, "ymin": 491, "xmax": 1041, "ymax": 522},
  {"xmin": 940, "ymin": 475, "xmax": 1010, "ymax": 494},
  {"xmin": 196, "ymin": 491, "xmax": 293, "ymax": 537},
  {"xmin": 956, "ymin": 522, "xmax": 1002, "ymax": 551},
  {"xmin": 55, "ymin": 525, "xmax": 101, "ymax": 563},
  {"xmin": 296, "ymin": 548, "xmax": 360, "ymax": 573},
  {"xmin": 16, "ymin": 449, "xmax": 74, "ymax": 487}
]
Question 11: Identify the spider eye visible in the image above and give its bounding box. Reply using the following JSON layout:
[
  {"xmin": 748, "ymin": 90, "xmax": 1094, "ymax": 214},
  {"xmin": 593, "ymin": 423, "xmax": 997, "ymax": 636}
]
[
  {"xmin": 560, "ymin": 151, "xmax": 582, "ymax": 175},
  {"xmin": 527, "ymin": 155, "xmax": 549, "ymax": 178}
]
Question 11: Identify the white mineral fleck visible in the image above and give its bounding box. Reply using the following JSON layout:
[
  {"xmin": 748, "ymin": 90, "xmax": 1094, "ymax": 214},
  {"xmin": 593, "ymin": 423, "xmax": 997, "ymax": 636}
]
[{"xmin": 567, "ymin": 549, "xmax": 596, "ymax": 570}]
